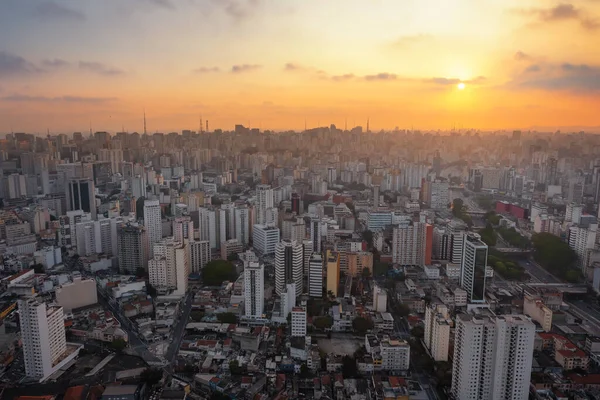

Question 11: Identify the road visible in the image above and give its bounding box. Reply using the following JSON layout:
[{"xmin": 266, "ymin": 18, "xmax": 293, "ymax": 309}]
[
  {"xmin": 96, "ymin": 287, "xmax": 162, "ymax": 364},
  {"xmin": 517, "ymin": 259, "xmax": 561, "ymax": 284},
  {"xmin": 164, "ymin": 290, "xmax": 194, "ymax": 368}
]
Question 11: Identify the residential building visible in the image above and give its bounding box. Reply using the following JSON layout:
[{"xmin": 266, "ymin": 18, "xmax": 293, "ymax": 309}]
[
  {"xmin": 275, "ymin": 240, "xmax": 303, "ymax": 296},
  {"xmin": 173, "ymin": 216, "xmax": 194, "ymax": 243},
  {"xmin": 291, "ymin": 307, "xmax": 307, "ymax": 337},
  {"xmin": 253, "ymin": 224, "xmax": 280, "ymax": 256},
  {"xmin": 347, "ymin": 252, "xmax": 374, "ymax": 277},
  {"xmin": 244, "ymin": 260, "xmax": 264, "ymax": 318},
  {"xmin": 424, "ymin": 304, "xmax": 451, "ymax": 361},
  {"xmin": 256, "ymin": 184, "xmax": 274, "ymax": 225},
  {"xmin": 568, "ymin": 224, "xmax": 598, "ymax": 274},
  {"xmin": 373, "ymin": 284, "xmax": 387, "ymax": 313},
  {"xmin": 18, "ymin": 298, "xmax": 69, "ymax": 380},
  {"xmin": 308, "ymin": 254, "xmax": 324, "ymax": 298},
  {"xmin": 66, "ymin": 178, "xmax": 97, "ymax": 219},
  {"xmin": 451, "ymin": 312, "xmax": 535, "ymax": 400},
  {"xmin": 392, "ymin": 221, "xmax": 432, "ymax": 266},
  {"xmin": 55, "ymin": 277, "xmax": 98, "ymax": 312},
  {"xmin": 148, "ymin": 238, "xmax": 188, "ymax": 296},
  {"xmin": 143, "ymin": 199, "xmax": 162, "ymax": 258},
  {"xmin": 326, "ymin": 250, "xmax": 340, "ymax": 298},
  {"xmin": 189, "ymin": 240, "xmax": 210, "ymax": 273},
  {"xmin": 117, "ymin": 223, "xmax": 148, "ymax": 274},
  {"xmin": 523, "ymin": 294, "xmax": 553, "ymax": 332},
  {"xmin": 380, "ymin": 337, "xmax": 410, "ymax": 372}
]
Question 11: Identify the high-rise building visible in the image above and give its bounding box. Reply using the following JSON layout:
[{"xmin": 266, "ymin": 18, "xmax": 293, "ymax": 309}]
[
  {"xmin": 244, "ymin": 260, "xmax": 264, "ymax": 318},
  {"xmin": 447, "ymin": 220, "xmax": 467, "ymax": 264},
  {"xmin": 117, "ymin": 223, "xmax": 148, "ymax": 274},
  {"xmin": 7, "ymin": 173, "xmax": 27, "ymax": 199},
  {"xmin": 18, "ymin": 297, "xmax": 68, "ymax": 380},
  {"xmin": 253, "ymin": 224, "xmax": 280, "ymax": 255},
  {"xmin": 308, "ymin": 254, "xmax": 323, "ymax": 298},
  {"xmin": 198, "ymin": 207, "xmax": 218, "ymax": 249},
  {"xmin": 565, "ymin": 202, "xmax": 583, "ymax": 224},
  {"xmin": 429, "ymin": 180, "xmax": 449, "ymax": 210},
  {"xmin": 310, "ymin": 218, "xmax": 322, "ymax": 254},
  {"xmin": 373, "ymin": 284, "xmax": 387, "ymax": 312},
  {"xmin": 326, "ymin": 250, "xmax": 340, "ymax": 298},
  {"xmin": 424, "ymin": 303, "xmax": 451, "ymax": 361},
  {"xmin": 173, "ymin": 216, "xmax": 194, "ymax": 243},
  {"xmin": 275, "ymin": 240, "xmax": 303, "ymax": 296},
  {"xmin": 66, "ymin": 178, "xmax": 97, "ymax": 219},
  {"xmin": 256, "ymin": 184, "xmax": 274, "ymax": 225},
  {"xmin": 392, "ymin": 221, "xmax": 432, "ymax": 266},
  {"xmin": 451, "ymin": 312, "xmax": 535, "ymax": 400},
  {"xmin": 568, "ymin": 224, "xmax": 598, "ymax": 274},
  {"xmin": 291, "ymin": 307, "xmax": 307, "ymax": 337},
  {"xmin": 189, "ymin": 240, "xmax": 210, "ymax": 273},
  {"xmin": 380, "ymin": 337, "xmax": 410, "ymax": 372},
  {"xmin": 148, "ymin": 238, "xmax": 188, "ymax": 296},
  {"xmin": 143, "ymin": 199, "xmax": 162, "ymax": 258},
  {"xmin": 234, "ymin": 205, "xmax": 250, "ymax": 245},
  {"xmin": 460, "ymin": 233, "xmax": 488, "ymax": 303},
  {"xmin": 372, "ymin": 184, "xmax": 380, "ymax": 206}
]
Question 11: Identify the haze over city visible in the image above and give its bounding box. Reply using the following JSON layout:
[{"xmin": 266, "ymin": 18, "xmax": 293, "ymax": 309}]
[{"xmin": 1, "ymin": 0, "xmax": 600, "ymax": 132}]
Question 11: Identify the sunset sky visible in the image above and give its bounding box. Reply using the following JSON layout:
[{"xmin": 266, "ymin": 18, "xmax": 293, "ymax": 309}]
[{"xmin": 1, "ymin": 0, "xmax": 599, "ymax": 133}]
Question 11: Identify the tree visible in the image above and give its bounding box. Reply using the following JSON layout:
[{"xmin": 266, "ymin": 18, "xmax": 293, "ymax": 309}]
[
  {"xmin": 110, "ymin": 338, "xmax": 127, "ymax": 353},
  {"xmin": 229, "ymin": 360, "xmax": 243, "ymax": 375},
  {"xmin": 341, "ymin": 355, "xmax": 358, "ymax": 378},
  {"xmin": 201, "ymin": 260, "xmax": 238, "ymax": 286},
  {"xmin": 300, "ymin": 363, "xmax": 311, "ymax": 378},
  {"xmin": 216, "ymin": 312, "xmax": 237, "ymax": 324},
  {"xmin": 227, "ymin": 252, "xmax": 239, "ymax": 262},
  {"xmin": 479, "ymin": 224, "xmax": 497, "ymax": 246},
  {"xmin": 32, "ymin": 263, "xmax": 45, "ymax": 274},
  {"xmin": 140, "ymin": 368, "xmax": 163, "ymax": 386},
  {"xmin": 352, "ymin": 317, "xmax": 374, "ymax": 334},
  {"xmin": 362, "ymin": 267, "xmax": 371, "ymax": 278},
  {"xmin": 135, "ymin": 267, "xmax": 146, "ymax": 278},
  {"xmin": 532, "ymin": 233, "xmax": 579, "ymax": 281},
  {"xmin": 373, "ymin": 262, "xmax": 389, "ymax": 277},
  {"xmin": 397, "ymin": 303, "xmax": 411, "ymax": 317},
  {"xmin": 410, "ymin": 326, "xmax": 424, "ymax": 339},
  {"xmin": 452, "ymin": 198, "xmax": 464, "ymax": 217},
  {"xmin": 313, "ymin": 316, "xmax": 333, "ymax": 330}
]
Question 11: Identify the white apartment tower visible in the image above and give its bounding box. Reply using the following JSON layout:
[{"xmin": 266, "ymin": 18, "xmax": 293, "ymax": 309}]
[
  {"xmin": 275, "ymin": 240, "xmax": 304, "ymax": 296},
  {"xmin": 253, "ymin": 224, "xmax": 280, "ymax": 255},
  {"xmin": 19, "ymin": 298, "xmax": 67, "ymax": 380},
  {"xmin": 173, "ymin": 216, "xmax": 194, "ymax": 243},
  {"xmin": 308, "ymin": 254, "xmax": 324, "ymax": 298},
  {"xmin": 424, "ymin": 303, "xmax": 451, "ymax": 361},
  {"xmin": 143, "ymin": 199, "xmax": 162, "ymax": 258},
  {"xmin": 198, "ymin": 207, "xmax": 218, "ymax": 249},
  {"xmin": 451, "ymin": 313, "xmax": 535, "ymax": 400},
  {"xmin": 568, "ymin": 224, "xmax": 598, "ymax": 273},
  {"xmin": 234, "ymin": 206, "xmax": 250, "ymax": 245},
  {"xmin": 256, "ymin": 184, "xmax": 274, "ymax": 225},
  {"xmin": 244, "ymin": 261, "xmax": 264, "ymax": 318},
  {"xmin": 148, "ymin": 238, "xmax": 189, "ymax": 296},
  {"xmin": 392, "ymin": 221, "xmax": 428, "ymax": 265}
]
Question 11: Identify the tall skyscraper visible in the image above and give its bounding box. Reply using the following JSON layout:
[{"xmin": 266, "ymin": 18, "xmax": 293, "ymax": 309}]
[
  {"xmin": 7, "ymin": 173, "xmax": 27, "ymax": 199},
  {"xmin": 308, "ymin": 254, "xmax": 323, "ymax": 298},
  {"xmin": 234, "ymin": 205, "xmax": 250, "ymax": 245},
  {"xmin": 19, "ymin": 297, "xmax": 67, "ymax": 380},
  {"xmin": 256, "ymin": 184, "xmax": 274, "ymax": 225},
  {"xmin": 451, "ymin": 312, "xmax": 535, "ymax": 400},
  {"xmin": 568, "ymin": 224, "xmax": 598, "ymax": 274},
  {"xmin": 244, "ymin": 260, "xmax": 264, "ymax": 318},
  {"xmin": 291, "ymin": 307, "xmax": 307, "ymax": 337},
  {"xmin": 275, "ymin": 240, "xmax": 303, "ymax": 296},
  {"xmin": 66, "ymin": 178, "xmax": 97, "ymax": 219},
  {"xmin": 144, "ymin": 199, "xmax": 162, "ymax": 258},
  {"xmin": 117, "ymin": 223, "xmax": 148, "ymax": 274},
  {"xmin": 198, "ymin": 207, "xmax": 218, "ymax": 249},
  {"xmin": 460, "ymin": 233, "xmax": 488, "ymax": 303}
]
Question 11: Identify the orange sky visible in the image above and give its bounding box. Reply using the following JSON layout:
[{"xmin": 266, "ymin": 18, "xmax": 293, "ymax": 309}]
[{"xmin": 1, "ymin": 0, "xmax": 599, "ymax": 132}]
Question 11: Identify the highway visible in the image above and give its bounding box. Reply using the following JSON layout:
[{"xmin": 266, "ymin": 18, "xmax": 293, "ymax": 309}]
[{"xmin": 517, "ymin": 259, "xmax": 561, "ymax": 284}]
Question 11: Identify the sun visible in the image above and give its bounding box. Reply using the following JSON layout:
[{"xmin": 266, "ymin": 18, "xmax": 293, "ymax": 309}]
[{"xmin": 457, "ymin": 82, "xmax": 466, "ymax": 90}]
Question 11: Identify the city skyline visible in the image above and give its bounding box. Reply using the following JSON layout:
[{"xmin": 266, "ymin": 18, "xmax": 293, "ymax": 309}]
[{"xmin": 1, "ymin": 0, "xmax": 600, "ymax": 132}]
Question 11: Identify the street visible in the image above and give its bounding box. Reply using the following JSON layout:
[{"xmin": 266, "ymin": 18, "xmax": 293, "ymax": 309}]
[
  {"xmin": 517, "ymin": 259, "xmax": 561, "ymax": 284},
  {"xmin": 164, "ymin": 290, "xmax": 194, "ymax": 367}
]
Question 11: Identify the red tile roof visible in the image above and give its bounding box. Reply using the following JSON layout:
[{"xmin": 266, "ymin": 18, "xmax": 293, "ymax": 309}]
[{"xmin": 63, "ymin": 385, "xmax": 86, "ymax": 400}]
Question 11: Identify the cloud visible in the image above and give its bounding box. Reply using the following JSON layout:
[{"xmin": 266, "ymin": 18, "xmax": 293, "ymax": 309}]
[
  {"xmin": 514, "ymin": 51, "xmax": 531, "ymax": 61},
  {"xmin": 231, "ymin": 64, "xmax": 262, "ymax": 73},
  {"xmin": 32, "ymin": 2, "xmax": 85, "ymax": 21},
  {"xmin": 364, "ymin": 73, "xmax": 397, "ymax": 81},
  {"xmin": 0, "ymin": 51, "xmax": 41, "ymax": 77},
  {"xmin": 284, "ymin": 63, "xmax": 308, "ymax": 72},
  {"xmin": 426, "ymin": 76, "xmax": 487, "ymax": 85},
  {"xmin": 213, "ymin": 0, "xmax": 262, "ymax": 21},
  {"xmin": 42, "ymin": 58, "xmax": 69, "ymax": 68},
  {"xmin": 79, "ymin": 61, "xmax": 125, "ymax": 76},
  {"xmin": 392, "ymin": 34, "xmax": 433, "ymax": 47},
  {"xmin": 145, "ymin": 0, "xmax": 176, "ymax": 9},
  {"xmin": 329, "ymin": 74, "xmax": 356, "ymax": 82},
  {"xmin": 509, "ymin": 62, "xmax": 600, "ymax": 92},
  {"xmin": 525, "ymin": 64, "xmax": 541, "ymax": 73},
  {"xmin": 518, "ymin": 3, "xmax": 599, "ymax": 30},
  {"xmin": 1, "ymin": 94, "xmax": 117, "ymax": 103},
  {"xmin": 193, "ymin": 66, "xmax": 220, "ymax": 73}
]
